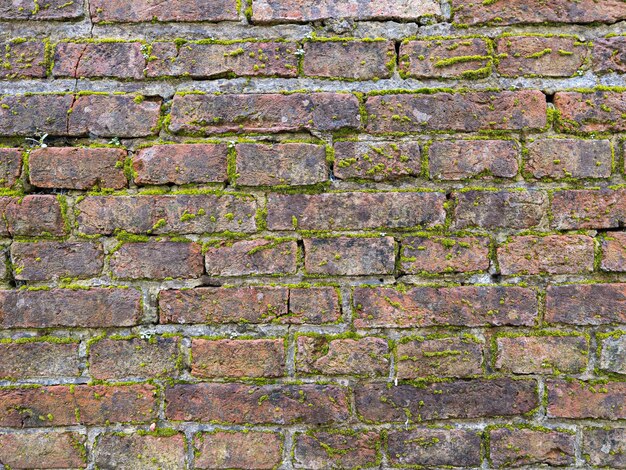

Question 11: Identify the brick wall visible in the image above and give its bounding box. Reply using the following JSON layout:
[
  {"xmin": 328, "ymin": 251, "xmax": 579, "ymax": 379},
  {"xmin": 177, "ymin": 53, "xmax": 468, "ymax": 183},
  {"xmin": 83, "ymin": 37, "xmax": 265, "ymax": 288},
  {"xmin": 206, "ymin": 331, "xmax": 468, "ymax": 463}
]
[{"xmin": 0, "ymin": 0, "xmax": 625, "ymax": 468}]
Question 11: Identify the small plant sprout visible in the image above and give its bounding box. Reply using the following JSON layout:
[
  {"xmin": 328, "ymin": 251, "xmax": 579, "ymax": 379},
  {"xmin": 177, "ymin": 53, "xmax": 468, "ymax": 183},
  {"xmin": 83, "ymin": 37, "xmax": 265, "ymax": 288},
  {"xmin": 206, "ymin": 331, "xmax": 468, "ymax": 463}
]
[{"xmin": 25, "ymin": 133, "xmax": 48, "ymax": 148}]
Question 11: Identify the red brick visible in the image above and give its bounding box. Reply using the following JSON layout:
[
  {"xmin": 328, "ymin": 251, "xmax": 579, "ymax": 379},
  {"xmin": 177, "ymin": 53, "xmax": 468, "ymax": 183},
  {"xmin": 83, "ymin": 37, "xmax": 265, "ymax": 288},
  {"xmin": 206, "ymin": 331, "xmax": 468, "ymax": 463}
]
[
  {"xmin": 191, "ymin": 338, "xmax": 285, "ymax": 378},
  {"xmin": 267, "ymin": 192, "xmax": 446, "ymax": 231},
  {"xmin": 593, "ymin": 36, "xmax": 626, "ymax": 74},
  {"xmin": 0, "ymin": 40, "xmax": 46, "ymax": 79},
  {"xmin": 0, "ymin": 341, "xmax": 80, "ymax": 380},
  {"xmin": 304, "ymin": 237, "xmax": 395, "ymax": 276},
  {"xmin": 296, "ymin": 336, "xmax": 389, "ymax": 376},
  {"xmin": 451, "ymin": 0, "xmax": 626, "ymax": 25},
  {"xmin": 396, "ymin": 335, "xmax": 483, "ymax": 379},
  {"xmin": 0, "ymin": 288, "xmax": 142, "ymax": 328},
  {"xmin": 287, "ymin": 287, "xmax": 341, "ymax": 324},
  {"xmin": 0, "ymin": 432, "xmax": 86, "ymax": 469},
  {"xmin": 29, "ymin": 147, "xmax": 127, "ymax": 190},
  {"xmin": 333, "ymin": 140, "xmax": 421, "ymax": 181},
  {"xmin": 166, "ymin": 383, "xmax": 349, "ymax": 425},
  {"xmin": 428, "ymin": 139, "xmax": 519, "ymax": 180},
  {"xmin": 68, "ymin": 94, "xmax": 162, "ymax": 138},
  {"xmin": 205, "ymin": 239, "xmax": 297, "ymax": 276},
  {"xmin": 583, "ymin": 428, "xmax": 626, "ymax": 468},
  {"xmin": 89, "ymin": 336, "xmax": 181, "ymax": 380},
  {"xmin": 400, "ymin": 236, "xmax": 490, "ymax": 274},
  {"xmin": 353, "ymin": 286, "xmax": 537, "ymax": 328},
  {"xmin": 525, "ymin": 138, "xmax": 612, "ymax": 179},
  {"xmin": 90, "ymin": 0, "xmax": 238, "ymax": 22},
  {"xmin": 169, "ymin": 92, "xmax": 360, "ymax": 135},
  {"xmin": 294, "ymin": 431, "xmax": 381, "ymax": 469},
  {"xmin": 53, "ymin": 42, "xmax": 145, "ymax": 79},
  {"xmin": 110, "ymin": 241, "xmax": 204, "ymax": 279},
  {"xmin": 76, "ymin": 194, "xmax": 257, "ymax": 235},
  {"xmin": 0, "ymin": 148, "xmax": 22, "ymax": 188},
  {"xmin": 497, "ymin": 235, "xmax": 595, "ymax": 275},
  {"xmin": 0, "ymin": 0, "xmax": 83, "ymax": 19},
  {"xmin": 602, "ymin": 232, "xmax": 626, "ymax": 271},
  {"xmin": 496, "ymin": 36, "xmax": 590, "ymax": 77},
  {"xmin": 0, "ymin": 94, "xmax": 73, "ymax": 136},
  {"xmin": 555, "ymin": 91, "xmax": 626, "ymax": 132},
  {"xmin": 94, "ymin": 433, "xmax": 186, "ymax": 469},
  {"xmin": 251, "ymin": 0, "xmax": 441, "ymax": 22},
  {"xmin": 546, "ymin": 283, "xmax": 626, "ymax": 325},
  {"xmin": 303, "ymin": 40, "xmax": 394, "ymax": 80},
  {"xmin": 147, "ymin": 41, "xmax": 298, "ymax": 78},
  {"xmin": 194, "ymin": 431, "xmax": 283, "ymax": 470},
  {"xmin": 133, "ymin": 144, "xmax": 228, "ymax": 185},
  {"xmin": 400, "ymin": 38, "xmax": 490, "ymax": 79},
  {"xmin": 453, "ymin": 190, "xmax": 547, "ymax": 230},
  {"xmin": 387, "ymin": 428, "xmax": 481, "ymax": 467},
  {"xmin": 495, "ymin": 334, "xmax": 588, "ymax": 374},
  {"xmin": 11, "ymin": 241, "xmax": 103, "ymax": 281},
  {"xmin": 547, "ymin": 380, "xmax": 626, "ymax": 419},
  {"xmin": 551, "ymin": 189, "xmax": 626, "ymax": 229},
  {"xmin": 236, "ymin": 142, "xmax": 327, "ymax": 186},
  {"xmin": 365, "ymin": 90, "xmax": 546, "ymax": 133},
  {"xmin": 490, "ymin": 427, "xmax": 575, "ymax": 468},
  {"xmin": 0, "ymin": 195, "xmax": 67, "ymax": 237},
  {"xmin": 355, "ymin": 379, "xmax": 537, "ymax": 423},
  {"xmin": 599, "ymin": 332, "xmax": 626, "ymax": 374},
  {"xmin": 159, "ymin": 287, "xmax": 288, "ymax": 324}
]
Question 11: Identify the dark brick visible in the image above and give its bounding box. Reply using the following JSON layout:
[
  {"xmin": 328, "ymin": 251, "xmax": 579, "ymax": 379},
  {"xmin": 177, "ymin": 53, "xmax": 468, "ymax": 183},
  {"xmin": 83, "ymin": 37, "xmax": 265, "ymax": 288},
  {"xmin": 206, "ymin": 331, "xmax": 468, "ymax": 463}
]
[
  {"xmin": 0, "ymin": 148, "xmax": 22, "ymax": 188},
  {"xmin": 0, "ymin": 40, "xmax": 46, "ymax": 78},
  {"xmin": 304, "ymin": 237, "xmax": 395, "ymax": 275},
  {"xmin": 602, "ymin": 232, "xmax": 626, "ymax": 271},
  {"xmin": 593, "ymin": 37, "xmax": 626, "ymax": 74},
  {"xmin": 110, "ymin": 242, "xmax": 204, "ymax": 280},
  {"xmin": 0, "ymin": 94, "xmax": 73, "ymax": 136},
  {"xmin": 555, "ymin": 91, "xmax": 626, "ymax": 132},
  {"xmin": 546, "ymin": 283, "xmax": 626, "ymax": 325},
  {"xmin": 287, "ymin": 287, "xmax": 341, "ymax": 324},
  {"xmin": 0, "ymin": 0, "xmax": 83, "ymax": 20},
  {"xmin": 333, "ymin": 140, "xmax": 421, "ymax": 181},
  {"xmin": 490, "ymin": 427, "xmax": 575, "ymax": 468},
  {"xmin": 0, "ymin": 341, "xmax": 80, "ymax": 380},
  {"xmin": 294, "ymin": 431, "xmax": 381, "ymax": 469},
  {"xmin": 0, "ymin": 195, "xmax": 67, "ymax": 237},
  {"xmin": 551, "ymin": 189, "xmax": 626, "ymax": 230},
  {"xmin": 400, "ymin": 236, "xmax": 490, "ymax": 274},
  {"xmin": 204, "ymin": 239, "xmax": 297, "ymax": 276},
  {"xmin": 195, "ymin": 431, "xmax": 283, "ymax": 470}
]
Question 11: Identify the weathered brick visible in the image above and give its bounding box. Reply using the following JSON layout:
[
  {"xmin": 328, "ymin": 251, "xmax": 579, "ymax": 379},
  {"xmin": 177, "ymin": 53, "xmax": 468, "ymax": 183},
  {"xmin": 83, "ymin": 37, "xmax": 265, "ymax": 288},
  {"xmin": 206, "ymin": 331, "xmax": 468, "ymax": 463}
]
[
  {"xmin": 94, "ymin": 433, "xmax": 186, "ymax": 469},
  {"xmin": 304, "ymin": 237, "xmax": 395, "ymax": 276},
  {"xmin": 333, "ymin": 140, "xmax": 421, "ymax": 181},
  {"xmin": 555, "ymin": 91, "xmax": 626, "ymax": 132},
  {"xmin": 89, "ymin": 336, "xmax": 181, "ymax": 380},
  {"xmin": 133, "ymin": 144, "xmax": 228, "ymax": 185},
  {"xmin": 400, "ymin": 38, "xmax": 490, "ymax": 79},
  {"xmin": 495, "ymin": 334, "xmax": 588, "ymax": 374},
  {"xmin": 453, "ymin": 190, "xmax": 547, "ymax": 230},
  {"xmin": 159, "ymin": 287, "xmax": 288, "ymax": 324},
  {"xmin": 0, "ymin": 384, "xmax": 157, "ymax": 427},
  {"xmin": 195, "ymin": 431, "xmax": 283, "ymax": 470},
  {"xmin": 0, "ymin": 288, "xmax": 142, "ymax": 328},
  {"xmin": 0, "ymin": 0, "xmax": 83, "ymax": 20},
  {"xmin": 546, "ymin": 283, "xmax": 626, "ymax": 325},
  {"xmin": 355, "ymin": 379, "xmax": 537, "ymax": 423},
  {"xmin": 497, "ymin": 235, "xmax": 595, "ymax": 275},
  {"xmin": 0, "ymin": 341, "xmax": 80, "ymax": 380},
  {"xmin": 451, "ymin": 0, "xmax": 626, "ymax": 25},
  {"xmin": 166, "ymin": 383, "xmax": 349, "ymax": 425},
  {"xmin": 551, "ymin": 189, "xmax": 626, "ymax": 229},
  {"xmin": 169, "ymin": 92, "xmax": 360, "ymax": 135},
  {"xmin": 0, "ymin": 432, "xmax": 86, "ymax": 469},
  {"xmin": 236, "ymin": 142, "xmax": 327, "ymax": 186},
  {"xmin": 598, "ymin": 332, "xmax": 626, "ymax": 374},
  {"xmin": 400, "ymin": 236, "xmax": 490, "ymax": 274},
  {"xmin": 583, "ymin": 428, "xmax": 626, "ymax": 468},
  {"xmin": 0, "ymin": 40, "xmax": 46, "ymax": 79},
  {"xmin": 547, "ymin": 380, "xmax": 626, "ymax": 419},
  {"xmin": 110, "ymin": 242, "xmax": 204, "ymax": 279},
  {"xmin": 593, "ymin": 36, "xmax": 626, "ymax": 74},
  {"xmin": 353, "ymin": 286, "xmax": 537, "ymax": 328},
  {"xmin": 53, "ymin": 42, "xmax": 145, "ymax": 79},
  {"xmin": 90, "ymin": 0, "xmax": 238, "ymax": 22},
  {"xmin": 0, "ymin": 195, "xmax": 66, "ymax": 237},
  {"xmin": 396, "ymin": 335, "xmax": 483, "ymax": 379},
  {"xmin": 525, "ymin": 138, "xmax": 612, "ymax": 179},
  {"xmin": 296, "ymin": 336, "xmax": 389, "ymax": 376},
  {"xmin": 496, "ymin": 36, "xmax": 589, "ymax": 77},
  {"xmin": 267, "ymin": 192, "xmax": 446, "ymax": 231},
  {"xmin": 288, "ymin": 287, "xmax": 341, "ymax": 324},
  {"xmin": 365, "ymin": 91, "xmax": 546, "ymax": 133},
  {"xmin": 76, "ymin": 194, "xmax": 257, "ymax": 235},
  {"xmin": 29, "ymin": 147, "xmax": 127, "ymax": 190},
  {"xmin": 602, "ymin": 232, "xmax": 626, "ymax": 271},
  {"xmin": 11, "ymin": 241, "xmax": 104, "ymax": 281},
  {"xmin": 428, "ymin": 139, "xmax": 519, "ymax": 180},
  {"xmin": 191, "ymin": 338, "xmax": 285, "ymax": 378},
  {"xmin": 303, "ymin": 40, "xmax": 394, "ymax": 80},
  {"xmin": 251, "ymin": 0, "xmax": 441, "ymax": 23},
  {"xmin": 0, "ymin": 94, "xmax": 73, "ymax": 136},
  {"xmin": 490, "ymin": 427, "xmax": 575, "ymax": 468},
  {"xmin": 0, "ymin": 148, "xmax": 22, "ymax": 188},
  {"xmin": 147, "ymin": 41, "xmax": 298, "ymax": 78},
  {"xmin": 387, "ymin": 428, "xmax": 481, "ymax": 467},
  {"xmin": 294, "ymin": 431, "xmax": 381, "ymax": 469},
  {"xmin": 205, "ymin": 239, "xmax": 297, "ymax": 276}
]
